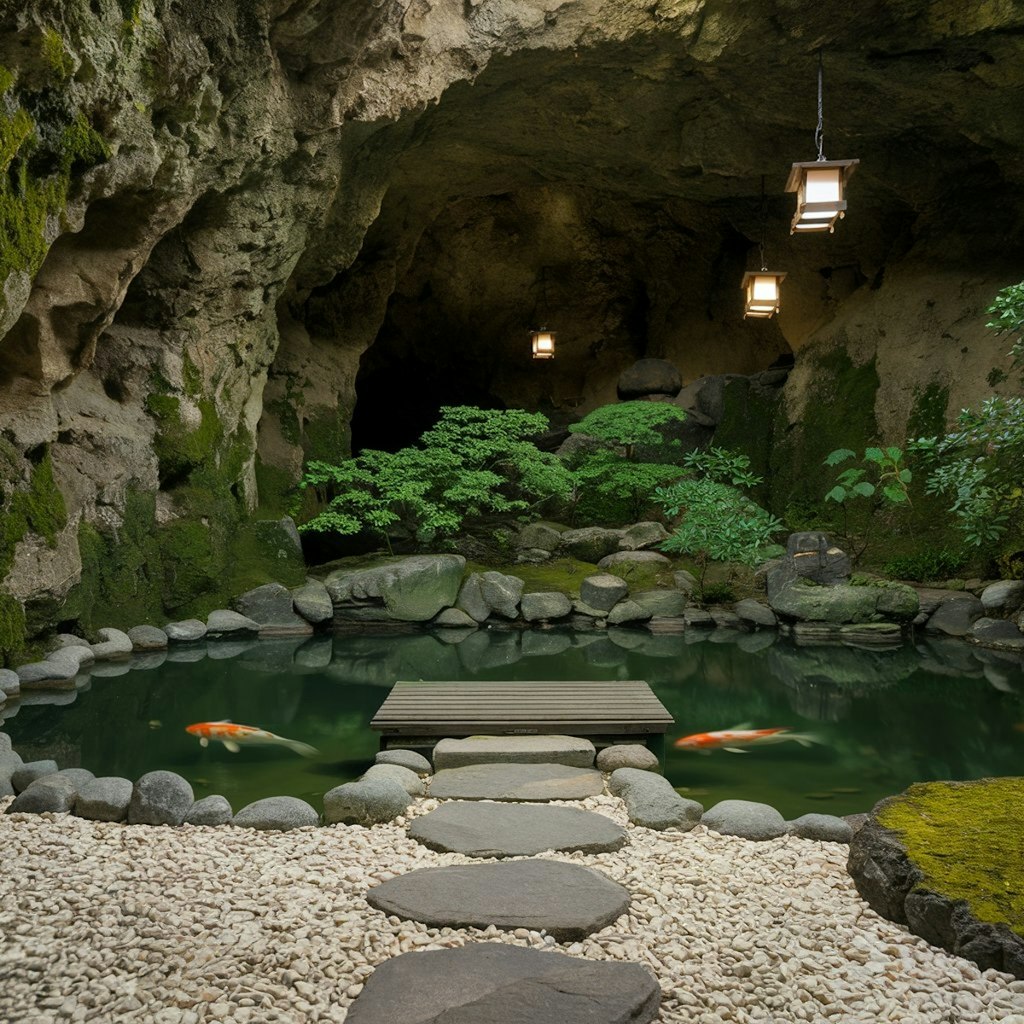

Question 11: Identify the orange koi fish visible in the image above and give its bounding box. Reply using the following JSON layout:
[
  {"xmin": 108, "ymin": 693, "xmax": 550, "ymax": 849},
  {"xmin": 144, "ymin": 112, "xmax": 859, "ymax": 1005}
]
[
  {"xmin": 674, "ymin": 724, "xmax": 822, "ymax": 754},
  {"xmin": 185, "ymin": 720, "xmax": 318, "ymax": 757}
]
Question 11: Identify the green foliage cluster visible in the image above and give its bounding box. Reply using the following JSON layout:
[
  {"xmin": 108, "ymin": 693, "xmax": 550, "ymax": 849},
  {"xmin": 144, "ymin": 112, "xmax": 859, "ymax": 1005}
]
[
  {"xmin": 298, "ymin": 407, "xmax": 571, "ymax": 549},
  {"xmin": 824, "ymin": 447, "xmax": 912, "ymax": 507},
  {"xmin": 883, "ymin": 548, "xmax": 965, "ymax": 583},
  {"xmin": 986, "ymin": 280, "xmax": 1024, "ymax": 366}
]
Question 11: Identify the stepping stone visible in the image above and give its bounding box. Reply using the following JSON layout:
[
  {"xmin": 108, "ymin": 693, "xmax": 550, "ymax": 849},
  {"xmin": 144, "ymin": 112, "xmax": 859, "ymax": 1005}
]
[
  {"xmin": 365, "ymin": 859, "xmax": 630, "ymax": 940},
  {"xmin": 409, "ymin": 801, "xmax": 627, "ymax": 858},
  {"xmin": 345, "ymin": 943, "xmax": 660, "ymax": 1024},
  {"xmin": 432, "ymin": 734, "xmax": 595, "ymax": 770},
  {"xmin": 429, "ymin": 762, "xmax": 604, "ymax": 801}
]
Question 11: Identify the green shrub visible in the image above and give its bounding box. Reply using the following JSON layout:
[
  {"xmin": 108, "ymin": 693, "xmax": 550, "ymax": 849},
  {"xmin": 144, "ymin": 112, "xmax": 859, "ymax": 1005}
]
[{"xmin": 883, "ymin": 549, "xmax": 965, "ymax": 582}]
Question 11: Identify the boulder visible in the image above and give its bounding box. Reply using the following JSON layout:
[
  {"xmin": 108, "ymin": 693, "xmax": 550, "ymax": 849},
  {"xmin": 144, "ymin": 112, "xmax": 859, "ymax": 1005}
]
[
  {"xmin": 770, "ymin": 578, "xmax": 916, "ymax": 625},
  {"xmin": 11, "ymin": 760, "xmax": 58, "ymax": 792},
  {"xmin": 47, "ymin": 644, "xmax": 95, "ymax": 670},
  {"xmin": 323, "ymin": 777, "xmax": 411, "ymax": 826},
  {"xmin": 16, "ymin": 660, "xmax": 78, "ymax": 687},
  {"xmin": 433, "ymin": 607, "xmax": 478, "ymax": 628},
  {"xmin": 362, "ymin": 763, "xmax": 426, "ymax": 796},
  {"xmin": 630, "ymin": 590, "xmax": 686, "ymax": 617},
  {"xmin": 232, "ymin": 583, "xmax": 313, "ymax": 636},
  {"xmin": 455, "ymin": 573, "xmax": 491, "ymax": 623},
  {"xmin": 516, "ymin": 547, "xmax": 553, "ymax": 564},
  {"xmin": 233, "ymin": 796, "xmax": 319, "ymax": 830},
  {"xmin": 0, "ymin": 668, "xmax": 20, "ymax": 696},
  {"xmin": 980, "ymin": 579, "xmax": 1024, "ymax": 614},
  {"xmin": 702, "ymin": 799, "xmax": 788, "ymax": 841},
  {"xmin": 478, "ymin": 571, "xmax": 524, "ymax": 619},
  {"xmin": 51, "ymin": 633, "xmax": 91, "ymax": 650},
  {"xmin": 572, "ymin": 599, "xmax": 609, "ymax": 619},
  {"xmin": 520, "ymin": 591, "xmax": 572, "ymax": 622},
  {"xmin": 597, "ymin": 550, "xmax": 672, "ymax": 570},
  {"xmin": 375, "ymin": 749, "xmax": 432, "ymax": 774},
  {"xmin": 291, "ymin": 578, "xmax": 334, "ymax": 624},
  {"xmin": 784, "ymin": 532, "xmax": 852, "ymax": 585},
  {"xmin": 608, "ymin": 768, "xmax": 702, "ymax": 831},
  {"xmin": 618, "ymin": 522, "xmax": 670, "ymax": 551},
  {"xmin": 734, "ymin": 599, "xmax": 777, "ymax": 628},
  {"xmin": 54, "ymin": 768, "xmax": 95, "ymax": 789},
  {"xmin": 186, "ymin": 795, "xmax": 234, "ymax": 826},
  {"xmin": 75, "ymin": 777, "xmax": 134, "ymax": 822},
  {"xmin": 968, "ymin": 617, "xmax": 1024, "ymax": 642},
  {"xmin": 617, "ymin": 358, "xmax": 682, "ymax": 399},
  {"xmin": 381, "ymin": 555, "xmax": 467, "ymax": 621},
  {"xmin": 91, "ymin": 627, "xmax": 134, "ymax": 660},
  {"xmin": 596, "ymin": 744, "xmax": 660, "ymax": 772},
  {"xmin": 206, "ymin": 609, "xmax": 261, "ymax": 637},
  {"xmin": 607, "ymin": 600, "xmax": 651, "ymax": 625},
  {"xmin": 787, "ymin": 813, "xmax": 854, "ymax": 843},
  {"xmin": 127, "ymin": 771, "xmax": 195, "ymax": 826},
  {"xmin": 580, "ymin": 574, "xmax": 629, "ymax": 612},
  {"xmin": 516, "ymin": 522, "xmax": 564, "ymax": 552},
  {"xmin": 674, "ymin": 569, "xmax": 697, "ymax": 591},
  {"xmin": 432, "ymin": 735, "xmax": 596, "ymax": 770},
  {"xmin": 126, "ymin": 625, "xmax": 168, "ymax": 651},
  {"xmin": 6, "ymin": 775, "xmax": 78, "ymax": 814},
  {"xmin": 165, "ymin": 619, "xmax": 208, "ymax": 642},
  {"xmin": 925, "ymin": 595, "xmax": 984, "ymax": 637},
  {"xmin": 684, "ymin": 608, "xmax": 715, "ymax": 628},
  {"xmin": 559, "ymin": 527, "xmax": 624, "ymax": 564}
]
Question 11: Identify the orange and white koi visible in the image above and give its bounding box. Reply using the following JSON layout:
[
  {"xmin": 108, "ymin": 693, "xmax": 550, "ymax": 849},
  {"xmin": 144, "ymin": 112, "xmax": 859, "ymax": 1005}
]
[
  {"xmin": 674, "ymin": 724, "xmax": 822, "ymax": 754},
  {"xmin": 185, "ymin": 720, "xmax": 318, "ymax": 757}
]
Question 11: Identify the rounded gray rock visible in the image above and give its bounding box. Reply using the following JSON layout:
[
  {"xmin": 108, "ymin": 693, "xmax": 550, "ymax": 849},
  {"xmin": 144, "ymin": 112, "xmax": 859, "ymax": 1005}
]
[
  {"xmin": 206, "ymin": 609, "xmax": 261, "ymax": 636},
  {"xmin": 559, "ymin": 527, "xmax": 624, "ymax": 564},
  {"xmin": 54, "ymin": 768, "xmax": 95, "ymax": 789},
  {"xmin": 127, "ymin": 770, "xmax": 194, "ymax": 826},
  {"xmin": 6, "ymin": 775, "xmax": 78, "ymax": 814},
  {"xmin": 478, "ymin": 571, "xmax": 524, "ymax": 619},
  {"xmin": 127, "ymin": 625, "xmax": 169, "ymax": 650},
  {"xmin": 409, "ymin": 801, "xmax": 627, "ymax": 858},
  {"xmin": 91, "ymin": 627, "xmax": 134, "ymax": 660},
  {"xmin": 362, "ymin": 763, "xmax": 426, "ymax": 795},
  {"xmin": 617, "ymin": 358, "xmax": 682, "ymax": 399},
  {"xmin": 787, "ymin": 813, "xmax": 854, "ymax": 843},
  {"xmin": 0, "ymin": 669, "xmax": 20, "ymax": 696},
  {"xmin": 233, "ymin": 796, "xmax": 319, "ymax": 830},
  {"xmin": 291, "ymin": 578, "xmax": 334, "ymax": 625},
  {"xmin": 324, "ymin": 777, "xmax": 411, "ymax": 826},
  {"xmin": 366, "ymin": 859, "xmax": 631, "ymax": 940},
  {"xmin": 75, "ymin": 777, "xmax": 134, "ymax": 822},
  {"xmin": 580, "ymin": 574, "xmax": 629, "ymax": 612},
  {"xmin": 607, "ymin": 600, "xmax": 651, "ymax": 625},
  {"xmin": 618, "ymin": 521, "xmax": 670, "ymax": 551},
  {"xmin": 734, "ymin": 598, "xmax": 778, "ymax": 628},
  {"xmin": 596, "ymin": 744, "xmax": 660, "ymax": 773},
  {"xmin": 186, "ymin": 795, "xmax": 234, "ymax": 825},
  {"xmin": 597, "ymin": 550, "xmax": 672, "ymax": 569},
  {"xmin": 375, "ymin": 748, "xmax": 432, "ymax": 774},
  {"xmin": 433, "ymin": 607, "xmax": 478, "ymax": 629},
  {"xmin": 16, "ymin": 661, "xmax": 77, "ymax": 685},
  {"xmin": 165, "ymin": 619, "xmax": 208, "ymax": 642},
  {"xmin": 608, "ymin": 767, "xmax": 702, "ymax": 831},
  {"xmin": 702, "ymin": 799, "xmax": 788, "ymax": 841},
  {"xmin": 520, "ymin": 591, "xmax": 572, "ymax": 622},
  {"xmin": 12, "ymin": 760, "xmax": 58, "ymax": 793}
]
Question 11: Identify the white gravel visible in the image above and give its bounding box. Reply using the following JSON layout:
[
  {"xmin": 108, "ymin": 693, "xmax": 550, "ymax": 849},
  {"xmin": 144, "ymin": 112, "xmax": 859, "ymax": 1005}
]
[{"xmin": 1, "ymin": 793, "xmax": 1022, "ymax": 1024}]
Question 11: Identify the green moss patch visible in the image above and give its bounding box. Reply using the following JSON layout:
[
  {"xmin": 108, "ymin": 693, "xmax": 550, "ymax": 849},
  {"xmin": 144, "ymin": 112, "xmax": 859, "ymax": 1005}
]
[
  {"xmin": 0, "ymin": 592, "xmax": 27, "ymax": 666},
  {"xmin": 0, "ymin": 448, "xmax": 68, "ymax": 580},
  {"xmin": 878, "ymin": 778, "xmax": 1024, "ymax": 933}
]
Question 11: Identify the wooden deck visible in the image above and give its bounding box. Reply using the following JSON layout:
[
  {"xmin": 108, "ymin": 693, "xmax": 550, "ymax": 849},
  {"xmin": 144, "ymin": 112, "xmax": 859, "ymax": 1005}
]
[{"xmin": 371, "ymin": 680, "xmax": 674, "ymax": 747}]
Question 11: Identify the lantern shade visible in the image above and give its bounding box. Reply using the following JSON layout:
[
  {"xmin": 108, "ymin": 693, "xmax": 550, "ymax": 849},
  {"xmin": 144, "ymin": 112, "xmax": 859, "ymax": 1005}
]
[
  {"xmin": 741, "ymin": 271, "xmax": 786, "ymax": 319},
  {"xmin": 785, "ymin": 159, "xmax": 859, "ymax": 233},
  {"xmin": 531, "ymin": 330, "xmax": 555, "ymax": 359}
]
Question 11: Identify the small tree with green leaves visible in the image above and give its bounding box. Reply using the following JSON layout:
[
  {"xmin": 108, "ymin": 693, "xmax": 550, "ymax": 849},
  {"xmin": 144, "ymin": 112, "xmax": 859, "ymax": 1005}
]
[{"xmin": 986, "ymin": 280, "xmax": 1024, "ymax": 367}]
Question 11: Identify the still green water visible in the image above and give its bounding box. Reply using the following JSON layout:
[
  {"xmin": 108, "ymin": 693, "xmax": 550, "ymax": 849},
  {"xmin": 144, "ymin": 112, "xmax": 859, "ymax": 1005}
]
[{"xmin": 4, "ymin": 629, "xmax": 1023, "ymax": 819}]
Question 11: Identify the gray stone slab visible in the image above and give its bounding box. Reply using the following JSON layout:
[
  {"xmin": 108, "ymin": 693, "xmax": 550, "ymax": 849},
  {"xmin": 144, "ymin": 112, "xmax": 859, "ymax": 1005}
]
[
  {"xmin": 345, "ymin": 943, "xmax": 660, "ymax": 1024},
  {"xmin": 410, "ymin": 800, "xmax": 626, "ymax": 858},
  {"xmin": 608, "ymin": 767, "xmax": 702, "ymax": 831},
  {"xmin": 433, "ymin": 735, "xmax": 596, "ymax": 770},
  {"xmin": 430, "ymin": 762, "xmax": 604, "ymax": 801},
  {"xmin": 365, "ymin": 859, "xmax": 630, "ymax": 940}
]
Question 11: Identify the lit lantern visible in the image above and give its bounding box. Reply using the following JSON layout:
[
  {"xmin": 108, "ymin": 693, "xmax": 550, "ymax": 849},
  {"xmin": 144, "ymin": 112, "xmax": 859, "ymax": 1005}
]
[
  {"xmin": 531, "ymin": 329, "xmax": 555, "ymax": 359},
  {"xmin": 741, "ymin": 270, "xmax": 786, "ymax": 319},
  {"xmin": 785, "ymin": 159, "xmax": 858, "ymax": 233}
]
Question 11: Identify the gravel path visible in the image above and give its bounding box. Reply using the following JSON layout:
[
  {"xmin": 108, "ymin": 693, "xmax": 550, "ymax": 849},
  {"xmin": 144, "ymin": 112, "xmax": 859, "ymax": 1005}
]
[{"xmin": 1, "ymin": 794, "xmax": 1021, "ymax": 1024}]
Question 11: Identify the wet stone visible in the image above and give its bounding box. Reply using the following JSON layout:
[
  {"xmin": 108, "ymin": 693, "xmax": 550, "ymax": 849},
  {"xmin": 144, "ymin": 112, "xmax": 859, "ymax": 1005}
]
[
  {"xmin": 127, "ymin": 771, "xmax": 194, "ymax": 826},
  {"xmin": 409, "ymin": 801, "xmax": 627, "ymax": 858},
  {"xmin": 365, "ymin": 859, "xmax": 631, "ymax": 940},
  {"xmin": 703, "ymin": 799, "xmax": 788, "ymax": 841},
  {"xmin": 165, "ymin": 619, "xmax": 208, "ymax": 642},
  {"xmin": 344, "ymin": 943, "xmax": 660, "ymax": 1024},
  {"xmin": 432, "ymin": 735, "xmax": 595, "ymax": 770},
  {"xmin": 375, "ymin": 748, "xmax": 432, "ymax": 774},
  {"xmin": 429, "ymin": 762, "xmax": 605, "ymax": 801},
  {"xmin": 127, "ymin": 625, "xmax": 169, "ymax": 650}
]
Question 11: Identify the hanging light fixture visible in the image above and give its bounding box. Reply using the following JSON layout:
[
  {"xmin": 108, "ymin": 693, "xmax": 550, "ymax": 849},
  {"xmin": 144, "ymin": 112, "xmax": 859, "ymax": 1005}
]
[
  {"xmin": 743, "ymin": 176, "xmax": 786, "ymax": 319},
  {"xmin": 786, "ymin": 51, "xmax": 859, "ymax": 234},
  {"xmin": 530, "ymin": 267, "xmax": 555, "ymax": 359}
]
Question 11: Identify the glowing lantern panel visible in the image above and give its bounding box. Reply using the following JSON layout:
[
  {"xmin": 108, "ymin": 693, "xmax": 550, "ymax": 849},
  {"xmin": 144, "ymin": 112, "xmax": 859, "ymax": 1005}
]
[
  {"xmin": 531, "ymin": 330, "xmax": 555, "ymax": 359},
  {"xmin": 741, "ymin": 271, "xmax": 786, "ymax": 319},
  {"xmin": 786, "ymin": 159, "xmax": 858, "ymax": 233}
]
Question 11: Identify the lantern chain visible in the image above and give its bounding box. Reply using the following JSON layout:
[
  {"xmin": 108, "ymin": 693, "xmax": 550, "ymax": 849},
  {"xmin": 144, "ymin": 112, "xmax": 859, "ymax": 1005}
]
[
  {"xmin": 815, "ymin": 49, "xmax": 826, "ymax": 161},
  {"xmin": 759, "ymin": 175, "xmax": 768, "ymax": 271}
]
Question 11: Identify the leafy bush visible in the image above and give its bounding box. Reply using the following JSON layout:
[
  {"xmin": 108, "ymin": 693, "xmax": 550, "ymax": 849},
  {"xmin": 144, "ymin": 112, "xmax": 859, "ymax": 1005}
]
[
  {"xmin": 681, "ymin": 446, "xmax": 762, "ymax": 488},
  {"xmin": 986, "ymin": 280, "xmax": 1024, "ymax": 366},
  {"xmin": 567, "ymin": 401, "xmax": 689, "ymax": 456},
  {"xmin": 297, "ymin": 407, "xmax": 572, "ymax": 549},
  {"xmin": 824, "ymin": 447, "xmax": 912, "ymax": 506},
  {"xmin": 883, "ymin": 549, "xmax": 965, "ymax": 582},
  {"xmin": 697, "ymin": 582, "xmax": 736, "ymax": 605}
]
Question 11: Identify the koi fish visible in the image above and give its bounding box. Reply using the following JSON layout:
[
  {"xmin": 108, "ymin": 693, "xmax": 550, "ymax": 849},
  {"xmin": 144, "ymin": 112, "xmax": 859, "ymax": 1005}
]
[
  {"xmin": 185, "ymin": 720, "xmax": 318, "ymax": 757},
  {"xmin": 674, "ymin": 724, "xmax": 822, "ymax": 754}
]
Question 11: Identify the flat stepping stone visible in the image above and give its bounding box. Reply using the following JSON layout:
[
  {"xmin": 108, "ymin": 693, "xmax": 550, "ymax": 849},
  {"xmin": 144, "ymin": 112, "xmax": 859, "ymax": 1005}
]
[
  {"xmin": 433, "ymin": 734, "xmax": 595, "ymax": 769},
  {"xmin": 429, "ymin": 762, "xmax": 604, "ymax": 801},
  {"xmin": 409, "ymin": 801, "xmax": 626, "ymax": 857},
  {"xmin": 345, "ymin": 943, "xmax": 660, "ymax": 1024},
  {"xmin": 365, "ymin": 859, "xmax": 630, "ymax": 940}
]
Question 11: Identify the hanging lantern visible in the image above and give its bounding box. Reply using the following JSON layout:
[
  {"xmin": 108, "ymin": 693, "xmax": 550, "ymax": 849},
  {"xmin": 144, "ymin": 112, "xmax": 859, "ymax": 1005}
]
[
  {"xmin": 530, "ymin": 329, "xmax": 556, "ymax": 359},
  {"xmin": 742, "ymin": 271, "xmax": 786, "ymax": 319},
  {"xmin": 787, "ymin": 51, "xmax": 859, "ymax": 234}
]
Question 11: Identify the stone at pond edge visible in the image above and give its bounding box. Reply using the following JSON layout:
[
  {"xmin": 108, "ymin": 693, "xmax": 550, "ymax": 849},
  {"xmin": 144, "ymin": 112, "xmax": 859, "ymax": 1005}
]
[
  {"xmin": 925, "ymin": 595, "xmax": 984, "ymax": 637},
  {"xmin": 91, "ymin": 627, "xmax": 134, "ymax": 660},
  {"xmin": 787, "ymin": 813, "xmax": 854, "ymax": 843},
  {"xmin": 206, "ymin": 609, "xmax": 261, "ymax": 637},
  {"xmin": 362, "ymin": 763, "xmax": 425, "ymax": 795},
  {"xmin": 734, "ymin": 598, "xmax": 777, "ymax": 628},
  {"xmin": 702, "ymin": 799, "xmax": 788, "ymax": 841},
  {"xmin": 429, "ymin": 762, "xmax": 604, "ymax": 802},
  {"xmin": 344, "ymin": 943, "xmax": 660, "ymax": 1024},
  {"xmin": 324, "ymin": 777, "xmax": 411, "ymax": 825},
  {"xmin": 128, "ymin": 771, "xmax": 195, "ymax": 826},
  {"xmin": 607, "ymin": 600, "xmax": 651, "ymax": 625},
  {"xmin": 409, "ymin": 801, "xmax": 627, "ymax": 858},
  {"xmin": 980, "ymin": 579, "xmax": 1024, "ymax": 613},
  {"xmin": 375, "ymin": 748, "xmax": 432, "ymax": 774},
  {"xmin": 455, "ymin": 573, "xmax": 491, "ymax": 623},
  {"xmin": 382, "ymin": 555, "xmax": 467, "ymax": 621},
  {"xmin": 433, "ymin": 607, "xmax": 478, "ymax": 629},
  {"xmin": 6, "ymin": 775, "xmax": 78, "ymax": 814},
  {"xmin": 968, "ymin": 617, "xmax": 1024, "ymax": 642},
  {"xmin": 127, "ymin": 625, "xmax": 169, "ymax": 650},
  {"xmin": 608, "ymin": 767, "xmax": 702, "ymax": 831},
  {"xmin": 0, "ymin": 669, "xmax": 20, "ymax": 696},
  {"xmin": 291, "ymin": 578, "xmax": 334, "ymax": 624},
  {"xmin": 186, "ymin": 795, "xmax": 234, "ymax": 826},
  {"xmin": 365, "ymin": 859, "xmax": 631, "ymax": 940},
  {"xmin": 597, "ymin": 550, "xmax": 672, "ymax": 569},
  {"xmin": 432, "ymin": 735, "xmax": 596, "ymax": 770},
  {"xmin": 11, "ymin": 760, "xmax": 58, "ymax": 793},
  {"xmin": 520, "ymin": 591, "xmax": 572, "ymax": 622},
  {"xmin": 165, "ymin": 619, "xmax": 208, "ymax": 642},
  {"xmin": 478, "ymin": 571, "xmax": 524, "ymax": 619},
  {"xmin": 630, "ymin": 590, "xmax": 686, "ymax": 618},
  {"xmin": 233, "ymin": 796, "xmax": 319, "ymax": 830},
  {"xmin": 232, "ymin": 583, "xmax": 313, "ymax": 636},
  {"xmin": 580, "ymin": 573, "xmax": 629, "ymax": 612},
  {"xmin": 75, "ymin": 777, "xmax": 134, "ymax": 822},
  {"xmin": 596, "ymin": 744, "xmax": 660, "ymax": 773}
]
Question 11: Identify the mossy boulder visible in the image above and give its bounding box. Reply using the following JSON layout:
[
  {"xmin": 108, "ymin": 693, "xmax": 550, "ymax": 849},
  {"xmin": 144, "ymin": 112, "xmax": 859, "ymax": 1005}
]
[
  {"xmin": 769, "ymin": 577, "xmax": 918, "ymax": 625},
  {"xmin": 848, "ymin": 778, "xmax": 1024, "ymax": 977}
]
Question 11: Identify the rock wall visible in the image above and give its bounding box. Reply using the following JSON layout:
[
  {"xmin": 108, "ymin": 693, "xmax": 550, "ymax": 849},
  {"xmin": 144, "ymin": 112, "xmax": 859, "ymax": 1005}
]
[{"xmin": 1, "ymin": 0, "xmax": 1023, "ymax": 655}]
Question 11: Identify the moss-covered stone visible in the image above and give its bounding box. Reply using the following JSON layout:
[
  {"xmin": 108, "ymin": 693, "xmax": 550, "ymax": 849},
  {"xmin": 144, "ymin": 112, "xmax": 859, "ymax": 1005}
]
[
  {"xmin": 877, "ymin": 778, "xmax": 1024, "ymax": 934},
  {"xmin": 146, "ymin": 393, "xmax": 223, "ymax": 485},
  {"xmin": 0, "ymin": 447, "xmax": 68, "ymax": 580},
  {"xmin": 0, "ymin": 591, "xmax": 27, "ymax": 665}
]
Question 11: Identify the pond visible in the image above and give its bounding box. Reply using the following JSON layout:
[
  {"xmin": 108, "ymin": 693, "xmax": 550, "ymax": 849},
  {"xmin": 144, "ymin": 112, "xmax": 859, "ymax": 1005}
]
[{"xmin": 4, "ymin": 628, "xmax": 1023, "ymax": 819}]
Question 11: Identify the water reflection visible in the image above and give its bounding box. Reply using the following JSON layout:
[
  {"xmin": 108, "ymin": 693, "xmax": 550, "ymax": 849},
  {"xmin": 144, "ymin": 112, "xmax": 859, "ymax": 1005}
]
[{"xmin": 3, "ymin": 628, "xmax": 1022, "ymax": 818}]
